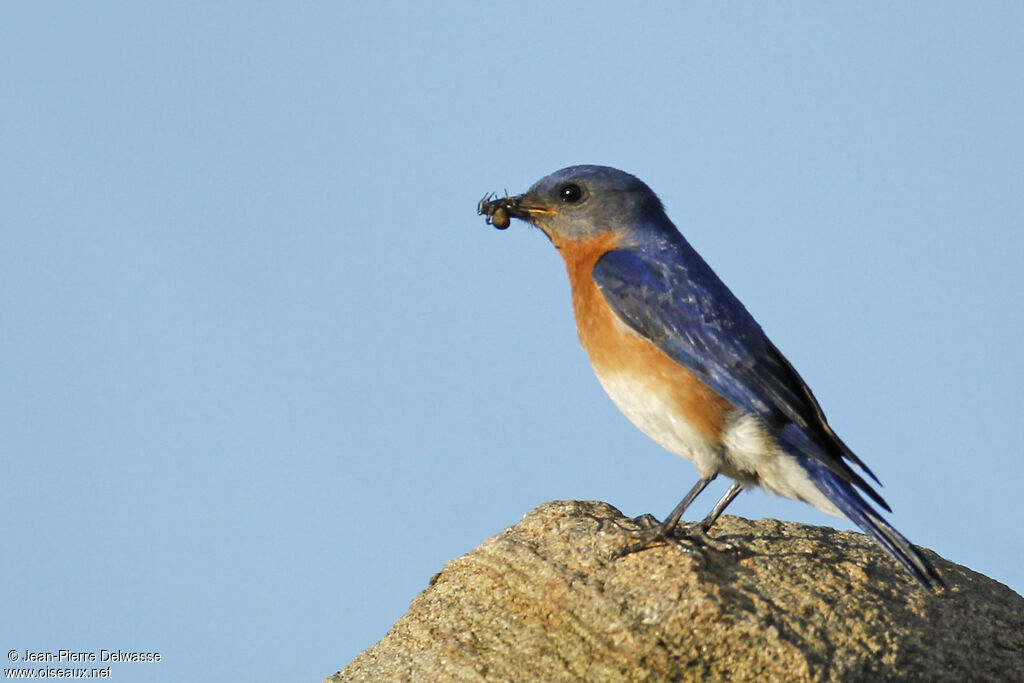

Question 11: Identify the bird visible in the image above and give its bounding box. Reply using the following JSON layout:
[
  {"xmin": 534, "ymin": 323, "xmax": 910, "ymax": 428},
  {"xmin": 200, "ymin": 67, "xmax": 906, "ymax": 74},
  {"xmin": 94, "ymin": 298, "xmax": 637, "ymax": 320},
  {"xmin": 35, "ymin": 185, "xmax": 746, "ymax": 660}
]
[{"xmin": 477, "ymin": 165, "xmax": 941, "ymax": 590}]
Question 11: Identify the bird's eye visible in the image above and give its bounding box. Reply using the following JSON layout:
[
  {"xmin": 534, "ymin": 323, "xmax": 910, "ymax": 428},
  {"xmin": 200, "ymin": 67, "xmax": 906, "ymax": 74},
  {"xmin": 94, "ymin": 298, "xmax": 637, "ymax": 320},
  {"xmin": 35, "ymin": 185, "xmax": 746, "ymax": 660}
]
[{"xmin": 559, "ymin": 183, "xmax": 583, "ymax": 203}]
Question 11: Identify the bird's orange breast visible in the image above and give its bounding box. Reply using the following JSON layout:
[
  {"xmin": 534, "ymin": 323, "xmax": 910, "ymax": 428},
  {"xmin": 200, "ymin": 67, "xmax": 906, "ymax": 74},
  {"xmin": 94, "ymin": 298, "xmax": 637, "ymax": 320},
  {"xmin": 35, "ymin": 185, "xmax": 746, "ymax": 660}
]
[{"xmin": 554, "ymin": 232, "xmax": 731, "ymax": 441}]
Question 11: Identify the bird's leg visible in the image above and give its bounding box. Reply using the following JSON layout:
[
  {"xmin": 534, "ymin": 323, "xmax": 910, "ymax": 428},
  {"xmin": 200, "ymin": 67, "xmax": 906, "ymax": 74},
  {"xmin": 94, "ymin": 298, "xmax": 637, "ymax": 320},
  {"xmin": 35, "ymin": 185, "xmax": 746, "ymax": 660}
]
[
  {"xmin": 695, "ymin": 481, "xmax": 743, "ymax": 533},
  {"xmin": 609, "ymin": 476, "xmax": 715, "ymax": 560},
  {"xmin": 678, "ymin": 481, "xmax": 745, "ymax": 552}
]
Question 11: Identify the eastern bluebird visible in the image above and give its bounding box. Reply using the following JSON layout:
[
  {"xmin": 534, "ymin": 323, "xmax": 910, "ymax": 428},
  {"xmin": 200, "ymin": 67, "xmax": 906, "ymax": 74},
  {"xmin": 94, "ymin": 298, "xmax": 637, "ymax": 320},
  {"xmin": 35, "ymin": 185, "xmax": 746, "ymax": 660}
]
[{"xmin": 478, "ymin": 165, "xmax": 941, "ymax": 590}]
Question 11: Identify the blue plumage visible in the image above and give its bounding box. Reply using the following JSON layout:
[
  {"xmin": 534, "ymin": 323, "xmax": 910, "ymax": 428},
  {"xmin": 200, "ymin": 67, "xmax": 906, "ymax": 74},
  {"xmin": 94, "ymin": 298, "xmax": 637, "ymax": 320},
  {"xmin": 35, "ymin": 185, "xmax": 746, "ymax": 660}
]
[
  {"xmin": 592, "ymin": 240, "xmax": 889, "ymax": 509},
  {"xmin": 794, "ymin": 447, "xmax": 938, "ymax": 587}
]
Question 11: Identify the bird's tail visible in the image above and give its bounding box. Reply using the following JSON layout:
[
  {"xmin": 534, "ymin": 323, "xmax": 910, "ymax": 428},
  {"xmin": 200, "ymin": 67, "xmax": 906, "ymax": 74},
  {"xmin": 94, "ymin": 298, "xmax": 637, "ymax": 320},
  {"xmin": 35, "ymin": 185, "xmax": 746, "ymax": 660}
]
[{"xmin": 800, "ymin": 455, "xmax": 942, "ymax": 590}]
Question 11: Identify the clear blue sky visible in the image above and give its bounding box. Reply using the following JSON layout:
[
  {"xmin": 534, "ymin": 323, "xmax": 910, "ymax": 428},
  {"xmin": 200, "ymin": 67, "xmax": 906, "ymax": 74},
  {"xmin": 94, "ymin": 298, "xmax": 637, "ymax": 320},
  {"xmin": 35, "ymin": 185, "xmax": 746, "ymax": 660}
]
[{"xmin": 3, "ymin": 4, "xmax": 1022, "ymax": 681}]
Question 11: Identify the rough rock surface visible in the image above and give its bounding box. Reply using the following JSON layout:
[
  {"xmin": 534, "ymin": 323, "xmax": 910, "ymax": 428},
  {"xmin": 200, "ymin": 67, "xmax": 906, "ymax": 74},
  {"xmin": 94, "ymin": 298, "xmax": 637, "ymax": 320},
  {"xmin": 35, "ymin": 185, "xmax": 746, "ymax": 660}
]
[{"xmin": 328, "ymin": 500, "xmax": 1024, "ymax": 682}]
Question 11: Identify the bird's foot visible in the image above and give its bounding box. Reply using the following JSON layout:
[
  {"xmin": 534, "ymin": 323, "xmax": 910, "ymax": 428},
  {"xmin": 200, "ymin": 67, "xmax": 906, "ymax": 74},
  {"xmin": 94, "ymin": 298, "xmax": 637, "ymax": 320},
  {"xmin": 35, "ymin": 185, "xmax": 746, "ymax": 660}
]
[{"xmin": 608, "ymin": 517, "xmax": 733, "ymax": 562}]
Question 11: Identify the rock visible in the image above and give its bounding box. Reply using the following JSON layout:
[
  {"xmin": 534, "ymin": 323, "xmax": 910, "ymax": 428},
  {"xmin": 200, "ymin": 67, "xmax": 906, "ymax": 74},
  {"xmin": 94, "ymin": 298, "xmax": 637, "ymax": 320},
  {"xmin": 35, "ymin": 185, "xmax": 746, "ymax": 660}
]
[{"xmin": 327, "ymin": 500, "xmax": 1024, "ymax": 682}]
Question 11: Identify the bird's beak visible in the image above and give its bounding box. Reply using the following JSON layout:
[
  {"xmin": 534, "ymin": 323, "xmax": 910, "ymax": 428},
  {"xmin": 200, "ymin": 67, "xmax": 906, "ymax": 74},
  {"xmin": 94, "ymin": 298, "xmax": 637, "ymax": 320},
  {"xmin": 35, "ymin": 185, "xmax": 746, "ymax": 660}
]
[{"xmin": 478, "ymin": 193, "xmax": 556, "ymax": 230}]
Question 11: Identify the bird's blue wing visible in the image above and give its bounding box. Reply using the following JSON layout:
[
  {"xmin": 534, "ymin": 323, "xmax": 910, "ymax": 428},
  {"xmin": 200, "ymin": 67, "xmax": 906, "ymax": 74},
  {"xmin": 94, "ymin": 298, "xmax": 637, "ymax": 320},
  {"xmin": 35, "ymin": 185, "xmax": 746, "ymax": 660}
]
[
  {"xmin": 592, "ymin": 243, "xmax": 887, "ymax": 507},
  {"xmin": 593, "ymin": 243, "xmax": 943, "ymax": 588}
]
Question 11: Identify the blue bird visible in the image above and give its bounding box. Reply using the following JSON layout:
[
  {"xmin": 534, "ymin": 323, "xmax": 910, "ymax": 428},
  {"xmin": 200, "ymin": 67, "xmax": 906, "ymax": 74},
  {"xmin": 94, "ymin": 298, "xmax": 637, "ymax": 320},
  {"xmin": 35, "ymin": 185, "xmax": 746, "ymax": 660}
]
[{"xmin": 478, "ymin": 165, "xmax": 941, "ymax": 590}]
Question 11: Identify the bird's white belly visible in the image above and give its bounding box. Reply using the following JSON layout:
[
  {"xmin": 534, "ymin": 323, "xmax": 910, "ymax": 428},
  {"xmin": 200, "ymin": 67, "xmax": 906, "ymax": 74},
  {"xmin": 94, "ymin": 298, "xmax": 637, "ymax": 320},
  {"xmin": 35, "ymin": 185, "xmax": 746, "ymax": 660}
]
[
  {"xmin": 594, "ymin": 368, "xmax": 842, "ymax": 517},
  {"xmin": 593, "ymin": 369, "xmax": 725, "ymax": 478},
  {"xmin": 721, "ymin": 412, "xmax": 842, "ymax": 516}
]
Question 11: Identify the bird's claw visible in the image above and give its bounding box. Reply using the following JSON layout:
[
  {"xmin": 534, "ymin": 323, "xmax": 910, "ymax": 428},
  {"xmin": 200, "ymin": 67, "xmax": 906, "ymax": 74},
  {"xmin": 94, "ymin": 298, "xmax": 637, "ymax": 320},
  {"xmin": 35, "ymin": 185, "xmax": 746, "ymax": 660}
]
[{"xmin": 608, "ymin": 519, "xmax": 733, "ymax": 563}]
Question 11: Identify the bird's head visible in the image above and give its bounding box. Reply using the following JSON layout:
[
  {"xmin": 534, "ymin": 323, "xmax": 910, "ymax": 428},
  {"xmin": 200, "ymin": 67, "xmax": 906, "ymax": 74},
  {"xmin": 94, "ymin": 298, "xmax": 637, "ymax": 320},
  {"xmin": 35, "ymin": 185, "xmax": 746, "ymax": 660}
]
[{"xmin": 478, "ymin": 165, "xmax": 668, "ymax": 247}]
